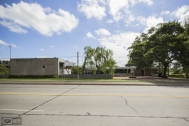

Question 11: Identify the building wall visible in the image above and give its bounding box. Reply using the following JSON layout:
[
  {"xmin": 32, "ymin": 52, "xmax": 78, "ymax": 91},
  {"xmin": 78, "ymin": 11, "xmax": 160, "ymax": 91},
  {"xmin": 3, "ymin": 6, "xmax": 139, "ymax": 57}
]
[
  {"xmin": 10, "ymin": 58, "xmax": 59, "ymax": 75},
  {"xmin": 113, "ymin": 67, "xmax": 157, "ymax": 76},
  {"xmin": 134, "ymin": 68, "xmax": 157, "ymax": 76}
]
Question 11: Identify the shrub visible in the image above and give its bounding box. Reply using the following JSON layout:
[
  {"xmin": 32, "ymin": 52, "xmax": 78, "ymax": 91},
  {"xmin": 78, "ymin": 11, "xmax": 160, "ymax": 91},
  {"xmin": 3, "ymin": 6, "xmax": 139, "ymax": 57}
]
[
  {"xmin": 8, "ymin": 75, "xmax": 60, "ymax": 78},
  {"xmin": 0, "ymin": 65, "xmax": 9, "ymax": 75},
  {"xmin": 168, "ymin": 74, "xmax": 185, "ymax": 78}
]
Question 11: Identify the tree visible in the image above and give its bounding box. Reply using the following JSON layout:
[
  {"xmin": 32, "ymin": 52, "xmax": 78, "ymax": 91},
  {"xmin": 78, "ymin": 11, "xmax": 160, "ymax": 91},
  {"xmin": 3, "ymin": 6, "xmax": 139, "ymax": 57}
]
[
  {"xmin": 175, "ymin": 21, "xmax": 189, "ymax": 78},
  {"xmin": 83, "ymin": 46, "xmax": 116, "ymax": 75},
  {"xmin": 127, "ymin": 33, "xmax": 154, "ymax": 70},
  {"xmin": 128, "ymin": 21, "xmax": 186, "ymax": 78},
  {"xmin": 71, "ymin": 66, "xmax": 82, "ymax": 74},
  {"xmin": 0, "ymin": 64, "xmax": 9, "ymax": 75},
  {"xmin": 171, "ymin": 62, "xmax": 183, "ymax": 74},
  {"xmin": 83, "ymin": 46, "xmax": 95, "ymax": 72},
  {"xmin": 146, "ymin": 21, "xmax": 185, "ymax": 78}
]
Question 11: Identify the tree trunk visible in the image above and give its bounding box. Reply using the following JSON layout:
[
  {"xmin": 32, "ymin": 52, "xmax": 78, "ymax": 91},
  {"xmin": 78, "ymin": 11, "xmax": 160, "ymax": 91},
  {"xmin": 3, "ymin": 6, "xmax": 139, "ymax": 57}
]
[
  {"xmin": 167, "ymin": 65, "xmax": 169, "ymax": 76},
  {"xmin": 185, "ymin": 67, "xmax": 189, "ymax": 78},
  {"xmin": 163, "ymin": 63, "xmax": 168, "ymax": 78},
  {"xmin": 186, "ymin": 71, "xmax": 189, "ymax": 78}
]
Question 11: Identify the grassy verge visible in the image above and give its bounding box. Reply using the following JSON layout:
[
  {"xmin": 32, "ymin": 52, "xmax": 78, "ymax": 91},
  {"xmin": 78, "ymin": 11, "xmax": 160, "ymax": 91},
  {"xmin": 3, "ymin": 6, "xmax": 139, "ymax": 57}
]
[
  {"xmin": 1, "ymin": 77, "xmax": 189, "ymax": 83},
  {"xmin": 0, "ymin": 78, "xmax": 142, "ymax": 82}
]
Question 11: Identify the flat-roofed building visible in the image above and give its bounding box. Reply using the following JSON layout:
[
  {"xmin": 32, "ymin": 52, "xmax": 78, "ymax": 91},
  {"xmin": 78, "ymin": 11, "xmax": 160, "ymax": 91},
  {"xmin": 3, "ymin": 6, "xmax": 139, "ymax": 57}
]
[{"xmin": 10, "ymin": 58, "xmax": 74, "ymax": 75}]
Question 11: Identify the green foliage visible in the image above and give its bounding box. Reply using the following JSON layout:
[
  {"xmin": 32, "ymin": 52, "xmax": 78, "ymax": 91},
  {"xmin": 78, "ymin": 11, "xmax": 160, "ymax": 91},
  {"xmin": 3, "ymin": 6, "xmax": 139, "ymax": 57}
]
[
  {"xmin": 83, "ymin": 46, "xmax": 116, "ymax": 75},
  {"xmin": 0, "ymin": 64, "xmax": 9, "ymax": 75},
  {"xmin": 174, "ymin": 21, "xmax": 189, "ymax": 78},
  {"xmin": 170, "ymin": 62, "xmax": 183, "ymax": 74},
  {"xmin": 172, "ymin": 69, "xmax": 183, "ymax": 74},
  {"xmin": 128, "ymin": 20, "xmax": 189, "ymax": 78},
  {"xmin": 71, "ymin": 66, "xmax": 82, "ymax": 74},
  {"xmin": 125, "ymin": 60, "xmax": 135, "ymax": 67},
  {"xmin": 168, "ymin": 74, "xmax": 185, "ymax": 78}
]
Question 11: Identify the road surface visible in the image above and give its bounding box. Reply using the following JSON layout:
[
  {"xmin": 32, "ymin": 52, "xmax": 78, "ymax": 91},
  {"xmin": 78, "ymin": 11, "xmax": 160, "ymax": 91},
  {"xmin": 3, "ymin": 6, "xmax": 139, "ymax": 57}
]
[{"xmin": 0, "ymin": 84, "xmax": 189, "ymax": 126}]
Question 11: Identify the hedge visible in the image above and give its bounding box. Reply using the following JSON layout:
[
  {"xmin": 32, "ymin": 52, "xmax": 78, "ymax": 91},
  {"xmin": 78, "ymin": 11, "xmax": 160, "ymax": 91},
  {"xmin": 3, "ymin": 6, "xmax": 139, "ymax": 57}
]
[
  {"xmin": 168, "ymin": 74, "xmax": 185, "ymax": 78},
  {"xmin": 8, "ymin": 75, "xmax": 60, "ymax": 78}
]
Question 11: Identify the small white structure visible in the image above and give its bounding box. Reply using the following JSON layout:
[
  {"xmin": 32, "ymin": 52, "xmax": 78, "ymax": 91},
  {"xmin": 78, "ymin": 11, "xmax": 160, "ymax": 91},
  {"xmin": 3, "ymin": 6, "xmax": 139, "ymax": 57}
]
[
  {"xmin": 64, "ymin": 61, "xmax": 74, "ymax": 67},
  {"xmin": 63, "ymin": 61, "xmax": 74, "ymax": 74}
]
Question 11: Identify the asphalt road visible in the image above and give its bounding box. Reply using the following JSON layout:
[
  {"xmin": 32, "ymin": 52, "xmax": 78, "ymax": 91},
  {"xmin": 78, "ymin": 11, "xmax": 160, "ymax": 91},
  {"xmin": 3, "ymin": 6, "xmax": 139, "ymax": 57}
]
[{"xmin": 0, "ymin": 84, "xmax": 189, "ymax": 126}]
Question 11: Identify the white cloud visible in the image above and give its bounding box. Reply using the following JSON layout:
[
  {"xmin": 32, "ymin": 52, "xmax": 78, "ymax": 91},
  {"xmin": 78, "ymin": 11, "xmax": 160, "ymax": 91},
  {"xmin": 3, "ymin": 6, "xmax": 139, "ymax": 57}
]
[
  {"xmin": 95, "ymin": 28, "xmax": 111, "ymax": 36},
  {"xmin": 11, "ymin": 43, "xmax": 18, "ymax": 48},
  {"xmin": 78, "ymin": 0, "xmax": 153, "ymax": 23},
  {"xmin": 97, "ymin": 32, "xmax": 140, "ymax": 66},
  {"xmin": 125, "ymin": 12, "xmax": 135, "ymax": 25},
  {"xmin": 0, "ymin": 1, "xmax": 79, "ymax": 36},
  {"xmin": 86, "ymin": 32, "xmax": 95, "ymax": 39},
  {"xmin": 106, "ymin": 19, "xmax": 114, "ymax": 24},
  {"xmin": 40, "ymin": 48, "xmax": 44, "ymax": 51},
  {"xmin": 78, "ymin": 0, "xmax": 106, "ymax": 20},
  {"xmin": 173, "ymin": 5, "xmax": 189, "ymax": 24},
  {"xmin": 0, "ymin": 20, "xmax": 27, "ymax": 34},
  {"xmin": 108, "ymin": 0, "xmax": 129, "ymax": 21},
  {"xmin": 0, "ymin": 39, "xmax": 18, "ymax": 48},
  {"xmin": 74, "ymin": 46, "xmax": 78, "ymax": 49},
  {"xmin": 137, "ymin": 16, "xmax": 146, "ymax": 25},
  {"xmin": 132, "ymin": 24, "xmax": 139, "ymax": 27},
  {"xmin": 161, "ymin": 10, "xmax": 170, "ymax": 15},
  {"xmin": 144, "ymin": 16, "xmax": 164, "ymax": 32},
  {"xmin": 146, "ymin": 16, "xmax": 164, "ymax": 28},
  {"xmin": 49, "ymin": 45, "xmax": 54, "ymax": 48},
  {"xmin": 0, "ymin": 39, "xmax": 9, "ymax": 46},
  {"xmin": 130, "ymin": 0, "xmax": 153, "ymax": 6},
  {"xmin": 108, "ymin": 0, "xmax": 153, "ymax": 22}
]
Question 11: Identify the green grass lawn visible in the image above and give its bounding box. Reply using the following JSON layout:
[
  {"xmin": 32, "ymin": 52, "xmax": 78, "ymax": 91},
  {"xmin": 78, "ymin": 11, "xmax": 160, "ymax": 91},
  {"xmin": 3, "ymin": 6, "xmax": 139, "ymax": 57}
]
[
  {"xmin": 0, "ymin": 78, "xmax": 142, "ymax": 82},
  {"xmin": 1, "ymin": 77, "xmax": 189, "ymax": 83}
]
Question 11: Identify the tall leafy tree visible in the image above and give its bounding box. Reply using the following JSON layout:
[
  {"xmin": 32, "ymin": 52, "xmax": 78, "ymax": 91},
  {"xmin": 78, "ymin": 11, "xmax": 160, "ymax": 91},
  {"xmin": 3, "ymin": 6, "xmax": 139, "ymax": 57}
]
[
  {"xmin": 83, "ymin": 46, "xmax": 116, "ymax": 75},
  {"xmin": 83, "ymin": 46, "xmax": 95, "ymax": 72},
  {"xmin": 175, "ymin": 21, "xmax": 189, "ymax": 78},
  {"xmin": 128, "ymin": 21, "xmax": 187, "ymax": 78},
  {"xmin": 145, "ymin": 21, "xmax": 185, "ymax": 78},
  {"xmin": 128, "ymin": 32, "xmax": 154, "ymax": 70}
]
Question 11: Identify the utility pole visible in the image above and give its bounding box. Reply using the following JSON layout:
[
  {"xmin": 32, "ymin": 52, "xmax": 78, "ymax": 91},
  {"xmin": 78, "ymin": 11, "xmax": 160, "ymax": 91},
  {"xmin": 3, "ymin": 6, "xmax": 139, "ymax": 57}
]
[
  {"xmin": 77, "ymin": 52, "xmax": 79, "ymax": 79},
  {"xmin": 8, "ymin": 46, "xmax": 11, "ymax": 75},
  {"xmin": 9, "ymin": 46, "xmax": 11, "ymax": 59}
]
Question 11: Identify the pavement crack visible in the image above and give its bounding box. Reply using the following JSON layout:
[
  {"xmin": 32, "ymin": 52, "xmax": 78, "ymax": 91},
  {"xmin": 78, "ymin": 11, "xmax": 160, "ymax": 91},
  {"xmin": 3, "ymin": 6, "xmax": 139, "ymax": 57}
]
[
  {"xmin": 87, "ymin": 112, "xmax": 91, "ymax": 116},
  {"xmin": 17, "ymin": 85, "xmax": 80, "ymax": 117},
  {"xmin": 159, "ymin": 91, "xmax": 189, "ymax": 102},
  {"xmin": 1, "ymin": 113, "xmax": 189, "ymax": 120},
  {"xmin": 183, "ymin": 118, "xmax": 189, "ymax": 123},
  {"xmin": 121, "ymin": 96, "xmax": 139, "ymax": 115}
]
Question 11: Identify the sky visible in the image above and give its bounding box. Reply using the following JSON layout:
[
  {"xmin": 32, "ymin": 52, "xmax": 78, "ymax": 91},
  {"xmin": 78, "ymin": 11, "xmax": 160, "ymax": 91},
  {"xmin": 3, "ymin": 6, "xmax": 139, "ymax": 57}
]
[{"xmin": 0, "ymin": 0, "xmax": 189, "ymax": 66}]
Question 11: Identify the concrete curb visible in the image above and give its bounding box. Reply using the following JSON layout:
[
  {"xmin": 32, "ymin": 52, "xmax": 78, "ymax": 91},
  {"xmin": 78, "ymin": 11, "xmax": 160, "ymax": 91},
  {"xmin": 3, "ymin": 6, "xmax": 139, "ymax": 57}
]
[{"xmin": 0, "ymin": 82, "xmax": 189, "ymax": 86}]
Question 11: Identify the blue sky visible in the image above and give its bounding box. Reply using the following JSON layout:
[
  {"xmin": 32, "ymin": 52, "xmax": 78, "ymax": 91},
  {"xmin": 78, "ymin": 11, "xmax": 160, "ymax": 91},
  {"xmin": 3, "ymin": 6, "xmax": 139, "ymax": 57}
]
[{"xmin": 0, "ymin": 0, "xmax": 189, "ymax": 66}]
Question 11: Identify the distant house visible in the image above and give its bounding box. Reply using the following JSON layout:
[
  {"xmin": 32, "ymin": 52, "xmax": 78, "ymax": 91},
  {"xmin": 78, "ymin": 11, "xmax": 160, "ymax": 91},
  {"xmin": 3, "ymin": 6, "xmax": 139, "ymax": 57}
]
[
  {"xmin": 10, "ymin": 58, "xmax": 74, "ymax": 75},
  {"xmin": 82, "ymin": 66, "xmax": 157, "ymax": 76},
  {"xmin": 114, "ymin": 66, "xmax": 157, "ymax": 76}
]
